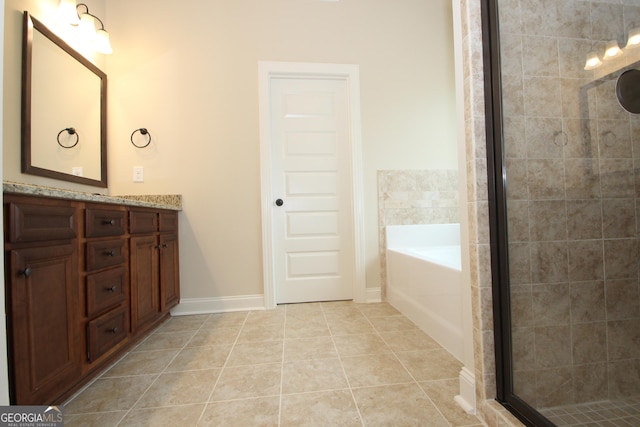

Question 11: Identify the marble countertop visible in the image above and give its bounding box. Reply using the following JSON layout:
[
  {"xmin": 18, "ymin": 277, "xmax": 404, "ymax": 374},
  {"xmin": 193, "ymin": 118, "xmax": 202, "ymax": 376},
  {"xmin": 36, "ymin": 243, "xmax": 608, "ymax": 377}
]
[{"xmin": 3, "ymin": 181, "xmax": 182, "ymax": 211}]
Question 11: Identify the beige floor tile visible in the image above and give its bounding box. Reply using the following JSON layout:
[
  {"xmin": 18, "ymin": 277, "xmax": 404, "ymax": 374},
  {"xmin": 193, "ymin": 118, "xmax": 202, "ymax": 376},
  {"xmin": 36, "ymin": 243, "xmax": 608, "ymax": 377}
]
[
  {"xmin": 186, "ymin": 326, "xmax": 240, "ymax": 347},
  {"xmin": 64, "ymin": 411, "xmax": 126, "ymax": 426},
  {"xmin": 379, "ymin": 329, "xmax": 441, "ymax": 352},
  {"xmin": 210, "ymin": 363, "xmax": 281, "ymax": 401},
  {"xmin": 119, "ymin": 404, "xmax": 205, "ymax": 427},
  {"xmin": 285, "ymin": 302, "xmax": 324, "ymax": 316},
  {"xmin": 333, "ymin": 333, "xmax": 392, "ymax": 357},
  {"xmin": 135, "ymin": 369, "xmax": 220, "ymax": 408},
  {"xmin": 280, "ymin": 389, "xmax": 362, "ymax": 426},
  {"xmin": 396, "ymin": 348, "xmax": 462, "ymax": 381},
  {"xmin": 237, "ymin": 323, "xmax": 285, "ymax": 343},
  {"xmin": 133, "ymin": 330, "xmax": 195, "ymax": 352},
  {"xmin": 102, "ymin": 349, "xmax": 178, "ymax": 377},
  {"xmin": 282, "ymin": 358, "xmax": 349, "ymax": 394},
  {"xmin": 368, "ymin": 314, "xmax": 420, "ymax": 332},
  {"xmin": 341, "ymin": 353, "xmax": 413, "ymax": 387},
  {"xmin": 166, "ymin": 344, "xmax": 233, "ymax": 371},
  {"xmin": 356, "ymin": 302, "xmax": 400, "ymax": 318},
  {"xmin": 323, "ymin": 307, "xmax": 367, "ymax": 322},
  {"xmin": 244, "ymin": 309, "xmax": 286, "ymax": 328},
  {"xmin": 202, "ymin": 311, "xmax": 248, "ymax": 329},
  {"xmin": 352, "ymin": 383, "xmax": 449, "ymax": 426},
  {"xmin": 157, "ymin": 315, "xmax": 210, "ymax": 333},
  {"xmin": 284, "ymin": 320, "xmax": 331, "ymax": 339},
  {"xmin": 199, "ymin": 397, "xmax": 280, "ymax": 426},
  {"xmin": 326, "ymin": 317, "xmax": 375, "ymax": 336},
  {"xmin": 420, "ymin": 379, "xmax": 484, "ymax": 427},
  {"xmin": 65, "ymin": 375, "xmax": 157, "ymax": 414},
  {"xmin": 227, "ymin": 340, "xmax": 284, "ymax": 366},
  {"xmin": 284, "ymin": 336, "xmax": 337, "ymax": 360}
]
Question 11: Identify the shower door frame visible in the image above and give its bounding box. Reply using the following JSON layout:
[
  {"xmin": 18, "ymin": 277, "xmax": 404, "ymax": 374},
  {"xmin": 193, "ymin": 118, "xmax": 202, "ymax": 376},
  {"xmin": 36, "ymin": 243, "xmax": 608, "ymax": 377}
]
[{"xmin": 481, "ymin": 1, "xmax": 557, "ymax": 426}]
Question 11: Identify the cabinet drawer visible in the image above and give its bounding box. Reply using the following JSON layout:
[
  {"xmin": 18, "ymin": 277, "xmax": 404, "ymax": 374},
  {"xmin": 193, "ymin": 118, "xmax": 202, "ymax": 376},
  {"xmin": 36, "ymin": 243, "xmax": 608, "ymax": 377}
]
[
  {"xmin": 86, "ymin": 239, "xmax": 126, "ymax": 271},
  {"xmin": 86, "ymin": 267, "xmax": 127, "ymax": 317},
  {"xmin": 129, "ymin": 211, "xmax": 157, "ymax": 234},
  {"xmin": 85, "ymin": 207, "xmax": 126, "ymax": 238},
  {"xmin": 87, "ymin": 306, "xmax": 128, "ymax": 362},
  {"xmin": 7, "ymin": 201, "xmax": 77, "ymax": 243},
  {"xmin": 159, "ymin": 211, "xmax": 178, "ymax": 233}
]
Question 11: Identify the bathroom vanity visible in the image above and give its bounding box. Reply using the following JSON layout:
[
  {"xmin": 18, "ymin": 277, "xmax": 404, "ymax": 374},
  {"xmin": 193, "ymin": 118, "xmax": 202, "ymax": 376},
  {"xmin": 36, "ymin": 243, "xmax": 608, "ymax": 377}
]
[{"xmin": 2, "ymin": 183, "xmax": 181, "ymax": 405}]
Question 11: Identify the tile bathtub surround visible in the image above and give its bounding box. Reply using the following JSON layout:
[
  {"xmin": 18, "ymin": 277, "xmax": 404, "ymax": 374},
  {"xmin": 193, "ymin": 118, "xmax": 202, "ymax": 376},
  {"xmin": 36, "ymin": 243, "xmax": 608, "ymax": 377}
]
[
  {"xmin": 64, "ymin": 302, "xmax": 485, "ymax": 427},
  {"xmin": 377, "ymin": 169, "xmax": 460, "ymax": 295}
]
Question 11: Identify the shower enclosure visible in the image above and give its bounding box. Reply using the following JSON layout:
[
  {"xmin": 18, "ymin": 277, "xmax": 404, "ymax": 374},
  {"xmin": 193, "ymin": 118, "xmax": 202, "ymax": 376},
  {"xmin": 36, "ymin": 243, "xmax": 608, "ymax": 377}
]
[{"xmin": 483, "ymin": 0, "xmax": 640, "ymax": 425}]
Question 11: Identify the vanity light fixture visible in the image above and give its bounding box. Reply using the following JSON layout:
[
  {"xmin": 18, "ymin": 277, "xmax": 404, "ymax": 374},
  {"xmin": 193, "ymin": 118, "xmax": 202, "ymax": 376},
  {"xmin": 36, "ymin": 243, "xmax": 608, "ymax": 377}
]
[
  {"xmin": 57, "ymin": 1, "xmax": 112, "ymax": 54},
  {"xmin": 584, "ymin": 51, "xmax": 603, "ymax": 70},
  {"xmin": 603, "ymin": 40, "xmax": 623, "ymax": 59},
  {"xmin": 626, "ymin": 27, "xmax": 640, "ymax": 48}
]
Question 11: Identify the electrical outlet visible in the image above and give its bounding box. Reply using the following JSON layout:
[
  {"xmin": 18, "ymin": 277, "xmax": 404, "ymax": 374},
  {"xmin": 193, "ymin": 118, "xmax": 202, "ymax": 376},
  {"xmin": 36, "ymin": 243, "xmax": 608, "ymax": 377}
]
[
  {"xmin": 133, "ymin": 166, "xmax": 144, "ymax": 182},
  {"xmin": 72, "ymin": 167, "xmax": 83, "ymax": 176}
]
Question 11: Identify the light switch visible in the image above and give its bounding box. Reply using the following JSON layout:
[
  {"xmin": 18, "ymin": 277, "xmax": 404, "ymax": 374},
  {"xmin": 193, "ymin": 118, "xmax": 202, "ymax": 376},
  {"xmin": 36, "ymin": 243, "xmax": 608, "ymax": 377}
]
[{"xmin": 133, "ymin": 166, "xmax": 144, "ymax": 182}]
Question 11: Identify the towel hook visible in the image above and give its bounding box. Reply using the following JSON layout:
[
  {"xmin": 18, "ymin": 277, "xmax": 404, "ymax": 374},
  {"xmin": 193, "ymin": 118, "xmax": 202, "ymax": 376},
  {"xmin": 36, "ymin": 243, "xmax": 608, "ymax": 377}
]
[
  {"xmin": 131, "ymin": 128, "xmax": 152, "ymax": 148},
  {"xmin": 57, "ymin": 127, "xmax": 79, "ymax": 148}
]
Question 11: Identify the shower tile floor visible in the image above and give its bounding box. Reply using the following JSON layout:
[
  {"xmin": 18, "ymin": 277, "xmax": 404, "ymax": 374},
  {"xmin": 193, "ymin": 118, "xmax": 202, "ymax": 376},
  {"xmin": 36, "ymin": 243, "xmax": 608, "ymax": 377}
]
[
  {"xmin": 64, "ymin": 301, "xmax": 485, "ymax": 426},
  {"xmin": 539, "ymin": 397, "xmax": 640, "ymax": 427}
]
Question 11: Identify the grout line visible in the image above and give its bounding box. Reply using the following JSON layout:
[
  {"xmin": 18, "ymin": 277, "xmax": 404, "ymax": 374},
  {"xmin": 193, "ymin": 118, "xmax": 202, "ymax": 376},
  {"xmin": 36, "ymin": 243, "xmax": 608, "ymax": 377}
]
[
  {"xmin": 195, "ymin": 311, "xmax": 249, "ymax": 425},
  {"xmin": 115, "ymin": 314, "xmax": 214, "ymax": 426},
  {"xmin": 321, "ymin": 302, "xmax": 366, "ymax": 427}
]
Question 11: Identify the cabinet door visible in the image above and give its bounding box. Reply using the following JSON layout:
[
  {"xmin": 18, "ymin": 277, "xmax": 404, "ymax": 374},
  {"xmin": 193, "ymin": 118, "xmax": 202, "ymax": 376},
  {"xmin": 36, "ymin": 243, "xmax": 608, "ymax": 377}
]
[
  {"xmin": 8, "ymin": 244, "xmax": 81, "ymax": 404},
  {"xmin": 130, "ymin": 235, "xmax": 159, "ymax": 332},
  {"xmin": 159, "ymin": 233, "xmax": 180, "ymax": 312}
]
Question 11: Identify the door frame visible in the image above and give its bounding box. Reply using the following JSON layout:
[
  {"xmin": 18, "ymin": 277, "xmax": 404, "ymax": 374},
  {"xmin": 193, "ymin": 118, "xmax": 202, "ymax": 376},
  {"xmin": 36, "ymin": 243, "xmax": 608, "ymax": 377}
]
[{"xmin": 258, "ymin": 61, "xmax": 366, "ymax": 309}]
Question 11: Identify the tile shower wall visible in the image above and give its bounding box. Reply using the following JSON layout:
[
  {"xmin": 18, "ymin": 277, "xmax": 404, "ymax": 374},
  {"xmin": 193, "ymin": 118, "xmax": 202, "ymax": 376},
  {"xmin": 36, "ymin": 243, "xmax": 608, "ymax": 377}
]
[
  {"xmin": 377, "ymin": 170, "xmax": 459, "ymax": 295},
  {"xmin": 499, "ymin": 0, "xmax": 640, "ymax": 409}
]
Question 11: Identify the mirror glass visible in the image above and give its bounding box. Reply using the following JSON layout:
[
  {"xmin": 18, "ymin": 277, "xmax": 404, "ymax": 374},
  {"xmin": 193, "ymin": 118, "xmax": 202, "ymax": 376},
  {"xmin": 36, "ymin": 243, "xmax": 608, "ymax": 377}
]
[{"xmin": 22, "ymin": 12, "xmax": 107, "ymax": 187}]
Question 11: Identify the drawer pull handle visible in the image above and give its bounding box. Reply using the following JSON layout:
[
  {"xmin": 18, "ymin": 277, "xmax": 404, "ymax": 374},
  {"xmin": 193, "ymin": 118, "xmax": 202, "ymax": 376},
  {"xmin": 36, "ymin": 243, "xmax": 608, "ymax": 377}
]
[
  {"xmin": 108, "ymin": 327, "xmax": 118, "ymax": 334},
  {"xmin": 105, "ymin": 250, "xmax": 116, "ymax": 257},
  {"xmin": 19, "ymin": 267, "xmax": 32, "ymax": 277},
  {"xmin": 106, "ymin": 285, "xmax": 117, "ymax": 293},
  {"xmin": 103, "ymin": 219, "xmax": 116, "ymax": 226}
]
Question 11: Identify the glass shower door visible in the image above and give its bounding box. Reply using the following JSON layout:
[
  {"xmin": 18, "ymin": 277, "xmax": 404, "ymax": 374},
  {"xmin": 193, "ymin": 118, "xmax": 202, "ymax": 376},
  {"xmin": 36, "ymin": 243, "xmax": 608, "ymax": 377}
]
[{"xmin": 488, "ymin": 0, "xmax": 640, "ymax": 425}]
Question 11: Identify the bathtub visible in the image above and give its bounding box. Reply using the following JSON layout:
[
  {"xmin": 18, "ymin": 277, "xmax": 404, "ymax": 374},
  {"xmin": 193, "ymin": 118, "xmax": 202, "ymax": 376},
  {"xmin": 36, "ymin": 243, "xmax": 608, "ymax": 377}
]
[{"xmin": 385, "ymin": 224, "xmax": 463, "ymax": 361}]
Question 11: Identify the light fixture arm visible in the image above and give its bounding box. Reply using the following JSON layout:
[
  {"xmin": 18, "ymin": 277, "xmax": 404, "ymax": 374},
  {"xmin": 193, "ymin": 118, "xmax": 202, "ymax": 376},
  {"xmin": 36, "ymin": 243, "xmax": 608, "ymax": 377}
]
[{"xmin": 75, "ymin": 3, "xmax": 106, "ymax": 30}]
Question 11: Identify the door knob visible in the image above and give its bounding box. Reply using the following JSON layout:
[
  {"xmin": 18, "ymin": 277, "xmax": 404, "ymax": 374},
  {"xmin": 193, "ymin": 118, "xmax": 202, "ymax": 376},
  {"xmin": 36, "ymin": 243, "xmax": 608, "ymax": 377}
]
[{"xmin": 275, "ymin": 199, "xmax": 284, "ymax": 206}]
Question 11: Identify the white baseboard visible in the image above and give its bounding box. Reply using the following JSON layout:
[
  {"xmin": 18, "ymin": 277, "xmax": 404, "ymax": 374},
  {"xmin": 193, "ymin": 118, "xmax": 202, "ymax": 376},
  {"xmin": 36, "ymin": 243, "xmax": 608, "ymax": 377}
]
[
  {"xmin": 455, "ymin": 367, "xmax": 477, "ymax": 414},
  {"xmin": 170, "ymin": 295, "xmax": 266, "ymax": 316},
  {"xmin": 365, "ymin": 287, "xmax": 382, "ymax": 303}
]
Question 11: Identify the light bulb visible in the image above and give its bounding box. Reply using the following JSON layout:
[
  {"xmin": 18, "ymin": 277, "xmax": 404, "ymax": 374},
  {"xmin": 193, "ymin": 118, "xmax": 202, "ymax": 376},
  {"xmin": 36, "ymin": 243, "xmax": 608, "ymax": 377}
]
[
  {"xmin": 95, "ymin": 29, "xmax": 113, "ymax": 54},
  {"xmin": 58, "ymin": 0, "xmax": 79, "ymax": 26},
  {"xmin": 584, "ymin": 51, "xmax": 602, "ymax": 70},
  {"xmin": 78, "ymin": 13, "xmax": 97, "ymax": 42},
  {"xmin": 627, "ymin": 28, "xmax": 640, "ymax": 48},
  {"xmin": 604, "ymin": 40, "xmax": 622, "ymax": 59}
]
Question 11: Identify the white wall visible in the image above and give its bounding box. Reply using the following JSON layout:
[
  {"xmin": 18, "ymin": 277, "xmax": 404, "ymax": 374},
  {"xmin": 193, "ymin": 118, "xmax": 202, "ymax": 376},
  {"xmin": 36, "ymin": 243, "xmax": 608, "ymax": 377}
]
[
  {"xmin": 3, "ymin": 0, "xmax": 457, "ymax": 303},
  {"xmin": 105, "ymin": 0, "xmax": 458, "ymax": 301}
]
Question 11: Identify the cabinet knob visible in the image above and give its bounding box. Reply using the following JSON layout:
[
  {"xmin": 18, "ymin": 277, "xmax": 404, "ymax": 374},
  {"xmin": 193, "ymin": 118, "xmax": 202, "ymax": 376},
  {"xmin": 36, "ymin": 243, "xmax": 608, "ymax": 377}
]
[
  {"xmin": 103, "ymin": 219, "xmax": 116, "ymax": 226},
  {"xmin": 105, "ymin": 250, "xmax": 116, "ymax": 257},
  {"xmin": 18, "ymin": 267, "xmax": 32, "ymax": 277},
  {"xmin": 162, "ymin": 243, "xmax": 168, "ymax": 248},
  {"xmin": 108, "ymin": 327, "xmax": 118, "ymax": 334},
  {"xmin": 106, "ymin": 285, "xmax": 117, "ymax": 293}
]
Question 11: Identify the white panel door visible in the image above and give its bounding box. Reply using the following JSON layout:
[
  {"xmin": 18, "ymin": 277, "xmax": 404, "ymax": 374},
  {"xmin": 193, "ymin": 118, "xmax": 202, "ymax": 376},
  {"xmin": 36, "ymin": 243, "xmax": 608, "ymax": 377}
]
[{"xmin": 270, "ymin": 77, "xmax": 354, "ymax": 304}]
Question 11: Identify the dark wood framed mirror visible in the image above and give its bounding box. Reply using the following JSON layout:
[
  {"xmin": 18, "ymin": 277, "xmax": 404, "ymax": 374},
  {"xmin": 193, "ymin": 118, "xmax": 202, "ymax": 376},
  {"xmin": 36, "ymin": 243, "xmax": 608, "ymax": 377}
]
[{"xmin": 22, "ymin": 11, "xmax": 107, "ymax": 187}]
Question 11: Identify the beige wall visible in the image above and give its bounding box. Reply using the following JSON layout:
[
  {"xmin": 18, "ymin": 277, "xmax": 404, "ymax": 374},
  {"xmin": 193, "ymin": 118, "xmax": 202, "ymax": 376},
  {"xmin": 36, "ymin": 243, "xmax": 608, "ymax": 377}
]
[{"xmin": 4, "ymin": 0, "xmax": 458, "ymax": 301}]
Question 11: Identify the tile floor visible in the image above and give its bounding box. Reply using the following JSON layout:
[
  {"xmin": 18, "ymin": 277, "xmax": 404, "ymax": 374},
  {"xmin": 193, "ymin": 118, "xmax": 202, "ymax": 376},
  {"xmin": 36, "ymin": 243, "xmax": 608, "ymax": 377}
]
[
  {"xmin": 539, "ymin": 397, "xmax": 640, "ymax": 426},
  {"xmin": 64, "ymin": 301, "xmax": 485, "ymax": 426}
]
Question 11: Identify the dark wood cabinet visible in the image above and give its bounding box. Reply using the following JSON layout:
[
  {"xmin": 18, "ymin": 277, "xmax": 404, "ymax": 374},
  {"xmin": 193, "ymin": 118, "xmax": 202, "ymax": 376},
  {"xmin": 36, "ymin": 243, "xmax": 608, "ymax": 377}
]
[
  {"xmin": 3, "ymin": 194, "xmax": 180, "ymax": 405},
  {"xmin": 130, "ymin": 234, "xmax": 160, "ymax": 332},
  {"xmin": 7, "ymin": 243, "xmax": 81, "ymax": 405},
  {"xmin": 129, "ymin": 210, "xmax": 180, "ymax": 333}
]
